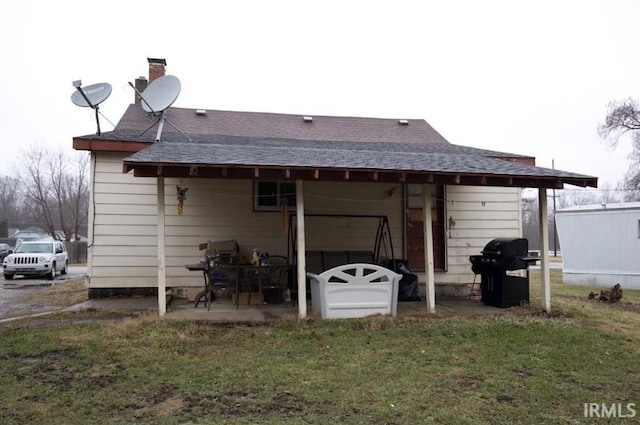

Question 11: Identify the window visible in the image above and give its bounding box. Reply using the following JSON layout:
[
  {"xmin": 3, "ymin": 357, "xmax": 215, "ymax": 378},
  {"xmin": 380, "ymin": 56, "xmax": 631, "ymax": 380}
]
[{"xmin": 254, "ymin": 181, "xmax": 296, "ymax": 211}]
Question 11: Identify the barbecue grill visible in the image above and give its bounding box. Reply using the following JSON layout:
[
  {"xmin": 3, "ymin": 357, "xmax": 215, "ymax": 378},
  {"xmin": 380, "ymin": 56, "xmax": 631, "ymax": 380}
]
[{"xmin": 469, "ymin": 238, "xmax": 538, "ymax": 308}]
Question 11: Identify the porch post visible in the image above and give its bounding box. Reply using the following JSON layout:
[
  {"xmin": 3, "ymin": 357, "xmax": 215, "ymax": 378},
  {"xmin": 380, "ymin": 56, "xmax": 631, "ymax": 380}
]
[
  {"xmin": 295, "ymin": 179, "xmax": 307, "ymax": 318},
  {"xmin": 423, "ymin": 184, "xmax": 436, "ymax": 313},
  {"xmin": 538, "ymin": 188, "xmax": 551, "ymax": 311},
  {"xmin": 157, "ymin": 177, "xmax": 167, "ymax": 316}
]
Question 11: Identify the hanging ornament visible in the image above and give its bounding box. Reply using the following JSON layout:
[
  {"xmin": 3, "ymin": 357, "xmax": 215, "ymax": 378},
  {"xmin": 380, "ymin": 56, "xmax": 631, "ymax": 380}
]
[{"xmin": 177, "ymin": 185, "xmax": 188, "ymax": 215}]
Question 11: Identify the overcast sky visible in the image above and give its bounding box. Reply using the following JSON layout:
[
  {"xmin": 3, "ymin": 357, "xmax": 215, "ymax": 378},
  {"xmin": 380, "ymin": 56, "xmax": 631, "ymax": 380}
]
[{"xmin": 1, "ymin": 0, "xmax": 638, "ymax": 192}]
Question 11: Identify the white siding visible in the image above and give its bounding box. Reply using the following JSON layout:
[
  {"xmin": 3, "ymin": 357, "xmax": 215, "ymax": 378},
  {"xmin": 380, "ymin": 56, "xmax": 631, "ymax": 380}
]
[
  {"xmin": 556, "ymin": 206, "xmax": 640, "ymax": 288},
  {"xmin": 437, "ymin": 185, "xmax": 522, "ymax": 285},
  {"xmin": 89, "ymin": 153, "xmax": 402, "ymax": 288},
  {"xmin": 89, "ymin": 152, "xmax": 158, "ymax": 288},
  {"xmin": 89, "ymin": 152, "xmax": 523, "ymax": 291}
]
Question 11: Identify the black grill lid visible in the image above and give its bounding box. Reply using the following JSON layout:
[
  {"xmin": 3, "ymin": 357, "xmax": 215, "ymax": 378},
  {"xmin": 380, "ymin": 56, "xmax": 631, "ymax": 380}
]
[{"xmin": 481, "ymin": 238, "xmax": 528, "ymax": 258}]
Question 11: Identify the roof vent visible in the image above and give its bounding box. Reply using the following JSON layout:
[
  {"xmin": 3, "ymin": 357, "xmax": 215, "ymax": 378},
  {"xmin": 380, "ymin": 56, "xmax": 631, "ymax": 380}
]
[
  {"xmin": 196, "ymin": 109, "xmax": 207, "ymax": 116},
  {"xmin": 398, "ymin": 119, "xmax": 409, "ymax": 126},
  {"xmin": 303, "ymin": 116, "xmax": 313, "ymax": 123}
]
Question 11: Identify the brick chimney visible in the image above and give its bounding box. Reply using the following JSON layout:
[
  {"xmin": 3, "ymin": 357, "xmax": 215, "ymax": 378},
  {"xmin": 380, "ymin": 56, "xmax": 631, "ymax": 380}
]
[
  {"xmin": 147, "ymin": 57, "xmax": 166, "ymax": 84},
  {"xmin": 134, "ymin": 76, "xmax": 147, "ymax": 105},
  {"xmin": 134, "ymin": 58, "xmax": 166, "ymax": 104}
]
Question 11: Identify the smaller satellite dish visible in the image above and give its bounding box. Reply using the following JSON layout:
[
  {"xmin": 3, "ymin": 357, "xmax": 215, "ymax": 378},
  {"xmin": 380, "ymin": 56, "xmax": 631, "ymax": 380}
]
[
  {"xmin": 71, "ymin": 82, "xmax": 112, "ymax": 107},
  {"xmin": 70, "ymin": 81, "xmax": 114, "ymax": 135},
  {"xmin": 141, "ymin": 75, "xmax": 181, "ymax": 113}
]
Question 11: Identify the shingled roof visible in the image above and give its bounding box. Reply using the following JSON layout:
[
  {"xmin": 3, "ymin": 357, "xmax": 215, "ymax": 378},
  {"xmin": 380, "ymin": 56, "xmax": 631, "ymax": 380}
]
[{"xmin": 73, "ymin": 105, "xmax": 598, "ymax": 189}]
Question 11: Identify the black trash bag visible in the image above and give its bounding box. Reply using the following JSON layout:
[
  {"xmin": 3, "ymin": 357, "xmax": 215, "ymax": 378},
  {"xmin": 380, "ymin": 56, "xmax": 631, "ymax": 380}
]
[
  {"xmin": 398, "ymin": 274, "xmax": 421, "ymax": 301},
  {"xmin": 381, "ymin": 259, "xmax": 421, "ymax": 301},
  {"xmin": 391, "ymin": 261, "xmax": 421, "ymax": 302}
]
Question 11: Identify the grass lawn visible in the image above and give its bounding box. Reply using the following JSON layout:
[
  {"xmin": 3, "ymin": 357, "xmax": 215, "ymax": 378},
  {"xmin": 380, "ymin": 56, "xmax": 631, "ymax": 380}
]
[{"xmin": 1, "ymin": 271, "xmax": 639, "ymax": 424}]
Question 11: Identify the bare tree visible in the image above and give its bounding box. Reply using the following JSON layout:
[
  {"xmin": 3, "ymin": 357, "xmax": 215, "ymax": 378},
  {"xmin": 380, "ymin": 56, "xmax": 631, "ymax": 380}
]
[
  {"xmin": 599, "ymin": 98, "xmax": 640, "ymax": 200},
  {"xmin": 63, "ymin": 153, "xmax": 90, "ymax": 242},
  {"xmin": 557, "ymin": 186, "xmax": 621, "ymax": 209},
  {"xmin": 0, "ymin": 175, "xmax": 23, "ymax": 237},
  {"xmin": 18, "ymin": 145, "xmax": 89, "ymax": 241},
  {"xmin": 19, "ymin": 145, "xmax": 57, "ymax": 237},
  {"xmin": 621, "ymin": 141, "xmax": 640, "ymax": 200}
]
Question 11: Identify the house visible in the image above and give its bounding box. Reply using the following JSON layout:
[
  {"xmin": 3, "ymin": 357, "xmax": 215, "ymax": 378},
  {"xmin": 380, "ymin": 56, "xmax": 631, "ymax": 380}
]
[
  {"xmin": 9, "ymin": 227, "xmax": 48, "ymax": 243},
  {"xmin": 556, "ymin": 202, "xmax": 640, "ymax": 289},
  {"xmin": 72, "ymin": 58, "xmax": 597, "ymax": 316}
]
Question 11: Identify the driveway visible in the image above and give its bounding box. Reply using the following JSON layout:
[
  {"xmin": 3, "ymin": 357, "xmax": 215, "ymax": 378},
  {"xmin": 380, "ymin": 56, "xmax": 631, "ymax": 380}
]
[{"xmin": 0, "ymin": 265, "xmax": 88, "ymax": 320}]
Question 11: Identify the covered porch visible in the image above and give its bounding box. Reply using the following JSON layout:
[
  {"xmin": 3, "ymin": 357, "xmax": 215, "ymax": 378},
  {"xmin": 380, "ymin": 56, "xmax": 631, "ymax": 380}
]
[{"xmin": 142, "ymin": 178, "xmax": 581, "ymax": 319}]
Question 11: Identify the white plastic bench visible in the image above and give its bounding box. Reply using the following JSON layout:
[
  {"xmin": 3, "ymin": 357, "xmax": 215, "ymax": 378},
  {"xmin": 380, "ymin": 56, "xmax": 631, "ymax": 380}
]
[{"xmin": 307, "ymin": 263, "xmax": 401, "ymax": 319}]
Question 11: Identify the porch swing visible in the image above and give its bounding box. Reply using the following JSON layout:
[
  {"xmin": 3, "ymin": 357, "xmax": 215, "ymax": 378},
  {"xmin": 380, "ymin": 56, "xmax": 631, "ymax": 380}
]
[{"xmin": 286, "ymin": 214, "xmax": 397, "ymax": 301}]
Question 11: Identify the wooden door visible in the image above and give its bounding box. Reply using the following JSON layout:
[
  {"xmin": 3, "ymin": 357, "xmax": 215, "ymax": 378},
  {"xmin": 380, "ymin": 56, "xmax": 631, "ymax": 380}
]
[{"xmin": 405, "ymin": 185, "xmax": 445, "ymax": 271}]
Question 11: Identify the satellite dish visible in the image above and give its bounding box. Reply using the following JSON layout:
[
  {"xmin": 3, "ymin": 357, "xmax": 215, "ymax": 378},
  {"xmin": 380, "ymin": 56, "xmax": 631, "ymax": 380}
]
[
  {"xmin": 71, "ymin": 82, "xmax": 112, "ymax": 108},
  {"xmin": 140, "ymin": 75, "xmax": 181, "ymax": 113},
  {"xmin": 132, "ymin": 75, "xmax": 189, "ymax": 142},
  {"xmin": 70, "ymin": 81, "xmax": 114, "ymax": 135}
]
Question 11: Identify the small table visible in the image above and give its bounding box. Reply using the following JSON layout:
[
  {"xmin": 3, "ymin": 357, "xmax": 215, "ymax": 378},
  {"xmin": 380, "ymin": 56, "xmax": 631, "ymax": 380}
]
[{"xmin": 186, "ymin": 263, "xmax": 287, "ymax": 310}]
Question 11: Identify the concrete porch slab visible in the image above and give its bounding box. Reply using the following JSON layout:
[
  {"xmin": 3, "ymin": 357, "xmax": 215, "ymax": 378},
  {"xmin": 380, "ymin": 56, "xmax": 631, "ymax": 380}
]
[{"xmin": 67, "ymin": 295, "xmax": 511, "ymax": 323}]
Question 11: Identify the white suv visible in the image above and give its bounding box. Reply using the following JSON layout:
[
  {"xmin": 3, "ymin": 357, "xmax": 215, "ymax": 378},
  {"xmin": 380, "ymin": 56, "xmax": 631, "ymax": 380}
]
[{"xmin": 2, "ymin": 241, "xmax": 69, "ymax": 280}]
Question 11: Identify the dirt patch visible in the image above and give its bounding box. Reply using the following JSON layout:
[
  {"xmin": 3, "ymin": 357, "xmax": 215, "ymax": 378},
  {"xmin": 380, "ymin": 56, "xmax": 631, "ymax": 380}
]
[
  {"xmin": 134, "ymin": 383, "xmax": 184, "ymax": 418},
  {"xmin": 12, "ymin": 348, "xmax": 79, "ymax": 390},
  {"xmin": 178, "ymin": 390, "xmax": 319, "ymax": 420},
  {"xmin": 150, "ymin": 396, "xmax": 185, "ymax": 417},
  {"xmin": 496, "ymin": 394, "xmax": 515, "ymax": 404},
  {"xmin": 513, "ymin": 368, "xmax": 534, "ymax": 378},
  {"xmin": 458, "ymin": 376, "xmax": 482, "ymax": 390}
]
